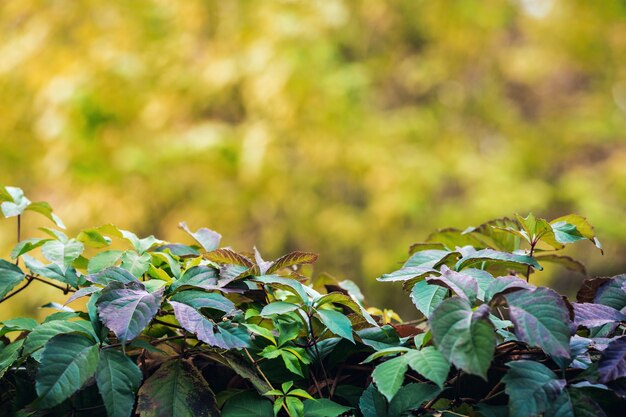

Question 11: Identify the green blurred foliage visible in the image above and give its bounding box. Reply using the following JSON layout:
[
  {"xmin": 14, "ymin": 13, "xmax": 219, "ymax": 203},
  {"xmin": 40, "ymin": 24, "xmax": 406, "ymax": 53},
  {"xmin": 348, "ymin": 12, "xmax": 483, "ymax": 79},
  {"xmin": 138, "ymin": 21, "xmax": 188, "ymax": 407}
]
[{"xmin": 1, "ymin": 0, "xmax": 626, "ymax": 318}]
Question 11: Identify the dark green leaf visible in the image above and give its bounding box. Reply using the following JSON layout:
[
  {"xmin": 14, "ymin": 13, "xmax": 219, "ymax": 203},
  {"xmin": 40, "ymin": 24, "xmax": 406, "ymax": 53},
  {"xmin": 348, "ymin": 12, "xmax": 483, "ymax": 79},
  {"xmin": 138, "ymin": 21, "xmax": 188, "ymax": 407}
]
[
  {"xmin": 170, "ymin": 289, "xmax": 235, "ymax": 313},
  {"xmin": 544, "ymin": 390, "xmax": 574, "ymax": 417},
  {"xmin": 35, "ymin": 334, "xmax": 99, "ymax": 408},
  {"xmin": 96, "ymin": 349, "xmax": 143, "ymax": 417},
  {"xmin": 359, "ymin": 384, "xmax": 387, "ymax": 417},
  {"xmin": 136, "ymin": 359, "xmax": 220, "ymax": 417},
  {"xmin": 455, "ymin": 249, "xmax": 542, "ymax": 272},
  {"xmin": 221, "ymin": 391, "xmax": 273, "ymax": 417},
  {"xmin": 505, "ymin": 288, "xmax": 572, "ymax": 359},
  {"xmin": 405, "ymin": 346, "xmax": 450, "ymax": 388},
  {"xmin": 0, "ymin": 339, "xmax": 25, "ymax": 378},
  {"xmin": 303, "ymin": 399, "xmax": 352, "ymax": 417},
  {"xmin": 594, "ymin": 274, "xmax": 626, "ymax": 310},
  {"xmin": 403, "ymin": 250, "xmax": 456, "ymax": 268},
  {"xmin": 502, "ymin": 360, "xmax": 566, "ymax": 417},
  {"xmin": 388, "ymin": 383, "xmax": 441, "ymax": 417},
  {"xmin": 429, "ymin": 299, "xmax": 495, "ymax": 379},
  {"xmin": 96, "ymin": 282, "xmax": 164, "ymax": 345},
  {"xmin": 23, "ymin": 320, "xmax": 96, "ymax": 361},
  {"xmin": 0, "ymin": 260, "xmax": 26, "ymax": 300}
]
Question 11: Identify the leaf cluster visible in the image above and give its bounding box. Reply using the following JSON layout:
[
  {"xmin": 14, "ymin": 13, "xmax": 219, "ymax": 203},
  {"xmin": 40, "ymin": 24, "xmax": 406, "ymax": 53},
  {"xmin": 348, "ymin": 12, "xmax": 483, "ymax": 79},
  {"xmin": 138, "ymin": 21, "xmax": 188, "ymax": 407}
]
[{"xmin": 1, "ymin": 187, "xmax": 626, "ymax": 417}]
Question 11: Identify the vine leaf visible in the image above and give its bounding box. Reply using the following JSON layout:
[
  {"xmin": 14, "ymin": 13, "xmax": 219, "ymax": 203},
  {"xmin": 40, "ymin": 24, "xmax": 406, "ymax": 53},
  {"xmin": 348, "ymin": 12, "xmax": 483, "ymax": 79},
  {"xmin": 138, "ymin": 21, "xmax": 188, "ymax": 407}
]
[
  {"xmin": 429, "ymin": 299, "xmax": 495, "ymax": 379},
  {"xmin": 316, "ymin": 308, "xmax": 354, "ymax": 343},
  {"xmin": 96, "ymin": 349, "xmax": 143, "ymax": 417},
  {"xmin": 572, "ymin": 303, "xmax": 626, "ymax": 328},
  {"xmin": 502, "ymin": 360, "xmax": 566, "ymax": 417},
  {"xmin": 35, "ymin": 334, "xmax": 99, "ymax": 408},
  {"xmin": 597, "ymin": 336, "xmax": 626, "ymax": 383},
  {"xmin": 136, "ymin": 359, "xmax": 221, "ymax": 417},
  {"xmin": 405, "ymin": 346, "xmax": 450, "ymax": 388},
  {"xmin": 179, "ymin": 222, "xmax": 221, "ymax": 252},
  {"xmin": 96, "ymin": 281, "xmax": 164, "ymax": 346},
  {"xmin": 0, "ymin": 260, "xmax": 26, "ymax": 300},
  {"xmin": 221, "ymin": 391, "xmax": 274, "ymax": 417},
  {"xmin": 455, "ymin": 249, "xmax": 542, "ymax": 272},
  {"xmin": 359, "ymin": 384, "xmax": 387, "ymax": 417},
  {"xmin": 410, "ymin": 280, "xmax": 448, "ymax": 317},
  {"xmin": 505, "ymin": 288, "xmax": 572, "ymax": 359},
  {"xmin": 372, "ymin": 355, "xmax": 408, "ymax": 401},
  {"xmin": 387, "ymin": 383, "xmax": 441, "ymax": 417}
]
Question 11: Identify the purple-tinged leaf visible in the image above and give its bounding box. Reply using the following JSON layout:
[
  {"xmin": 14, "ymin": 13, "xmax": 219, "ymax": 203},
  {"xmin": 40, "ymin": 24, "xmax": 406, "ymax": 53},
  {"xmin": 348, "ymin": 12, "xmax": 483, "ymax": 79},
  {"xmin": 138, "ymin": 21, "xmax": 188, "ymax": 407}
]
[
  {"xmin": 178, "ymin": 222, "xmax": 221, "ymax": 252},
  {"xmin": 137, "ymin": 359, "xmax": 220, "ymax": 417},
  {"xmin": 484, "ymin": 275, "xmax": 534, "ymax": 303},
  {"xmin": 253, "ymin": 247, "xmax": 273, "ymax": 275},
  {"xmin": 64, "ymin": 286, "xmax": 100, "ymax": 305},
  {"xmin": 87, "ymin": 266, "xmax": 140, "ymax": 286},
  {"xmin": 96, "ymin": 282, "xmax": 164, "ymax": 346},
  {"xmin": 266, "ymin": 251, "xmax": 319, "ymax": 274},
  {"xmin": 598, "ymin": 336, "xmax": 626, "ymax": 383},
  {"xmin": 573, "ymin": 303, "xmax": 626, "ymax": 328},
  {"xmin": 461, "ymin": 268, "xmax": 494, "ymax": 302},
  {"xmin": 410, "ymin": 280, "xmax": 448, "ymax": 317},
  {"xmin": 505, "ymin": 287, "xmax": 572, "ymax": 359},
  {"xmin": 426, "ymin": 265, "xmax": 478, "ymax": 303},
  {"xmin": 170, "ymin": 302, "xmax": 249, "ymax": 349},
  {"xmin": 577, "ymin": 277, "xmax": 611, "ymax": 303},
  {"xmin": 204, "ymin": 248, "xmax": 254, "ymax": 267},
  {"xmin": 595, "ymin": 274, "xmax": 626, "ymax": 310},
  {"xmin": 169, "ymin": 265, "xmax": 219, "ymax": 293}
]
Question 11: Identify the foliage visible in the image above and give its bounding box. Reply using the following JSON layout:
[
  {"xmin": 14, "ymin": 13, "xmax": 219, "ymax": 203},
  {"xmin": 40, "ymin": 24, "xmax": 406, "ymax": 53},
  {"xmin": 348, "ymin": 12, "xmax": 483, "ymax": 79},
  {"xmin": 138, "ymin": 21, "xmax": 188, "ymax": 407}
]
[
  {"xmin": 2, "ymin": 1, "xmax": 626, "ymax": 319},
  {"xmin": 2, "ymin": 187, "xmax": 626, "ymax": 417}
]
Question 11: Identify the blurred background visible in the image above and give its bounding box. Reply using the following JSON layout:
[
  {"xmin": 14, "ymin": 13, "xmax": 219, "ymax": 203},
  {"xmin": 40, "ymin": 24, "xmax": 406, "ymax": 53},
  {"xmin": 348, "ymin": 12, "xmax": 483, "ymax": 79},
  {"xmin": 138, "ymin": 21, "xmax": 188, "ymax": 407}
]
[{"xmin": 1, "ymin": 0, "xmax": 625, "ymax": 320}]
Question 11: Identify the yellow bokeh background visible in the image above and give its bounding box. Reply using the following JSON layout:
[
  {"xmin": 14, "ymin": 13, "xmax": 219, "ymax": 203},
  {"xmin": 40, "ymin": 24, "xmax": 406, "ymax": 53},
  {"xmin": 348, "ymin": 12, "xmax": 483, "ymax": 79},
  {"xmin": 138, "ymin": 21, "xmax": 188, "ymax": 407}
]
[{"xmin": 1, "ymin": 0, "xmax": 625, "ymax": 319}]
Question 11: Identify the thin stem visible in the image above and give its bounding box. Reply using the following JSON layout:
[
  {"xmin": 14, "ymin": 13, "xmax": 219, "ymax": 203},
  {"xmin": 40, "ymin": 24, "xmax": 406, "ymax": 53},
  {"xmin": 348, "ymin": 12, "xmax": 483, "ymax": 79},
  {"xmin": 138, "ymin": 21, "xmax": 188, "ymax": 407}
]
[
  {"xmin": 0, "ymin": 276, "xmax": 33, "ymax": 303},
  {"xmin": 244, "ymin": 348, "xmax": 275, "ymax": 391},
  {"xmin": 27, "ymin": 275, "xmax": 75, "ymax": 293},
  {"xmin": 153, "ymin": 318, "xmax": 183, "ymax": 329},
  {"xmin": 102, "ymin": 335, "xmax": 188, "ymax": 350},
  {"xmin": 525, "ymin": 241, "xmax": 536, "ymax": 282},
  {"xmin": 15, "ymin": 215, "xmax": 21, "ymax": 266},
  {"xmin": 307, "ymin": 312, "xmax": 331, "ymax": 399}
]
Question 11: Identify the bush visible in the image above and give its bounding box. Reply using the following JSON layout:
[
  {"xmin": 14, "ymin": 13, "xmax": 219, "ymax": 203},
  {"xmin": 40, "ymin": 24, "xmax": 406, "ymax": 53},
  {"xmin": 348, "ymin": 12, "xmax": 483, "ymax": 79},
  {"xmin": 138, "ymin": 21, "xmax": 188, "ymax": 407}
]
[{"xmin": 1, "ymin": 185, "xmax": 625, "ymax": 417}]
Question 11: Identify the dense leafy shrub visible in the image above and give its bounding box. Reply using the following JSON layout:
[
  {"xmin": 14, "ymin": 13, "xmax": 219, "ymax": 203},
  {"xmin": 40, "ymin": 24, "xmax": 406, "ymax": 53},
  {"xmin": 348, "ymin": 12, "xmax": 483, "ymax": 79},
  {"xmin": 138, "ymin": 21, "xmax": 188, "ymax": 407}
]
[{"xmin": 1, "ymin": 186, "xmax": 626, "ymax": 417}]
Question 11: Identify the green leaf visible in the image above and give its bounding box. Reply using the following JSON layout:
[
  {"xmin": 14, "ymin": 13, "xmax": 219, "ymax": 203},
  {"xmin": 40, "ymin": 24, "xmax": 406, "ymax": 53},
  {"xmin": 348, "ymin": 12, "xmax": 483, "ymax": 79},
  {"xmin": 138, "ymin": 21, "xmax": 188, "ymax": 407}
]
[
  {"xmin": 410, "ymin": 279, "xmax": 448, "ymax": 317},
  {"xmin": 544, "ymin": 390, "xmax": 574, "ymax": 417},
  {"xmin": 303, "ymin": 399, "xmax": 352, "ymax": 417},
  {"xmin": 25, "ymin": 201, "xmax": 66, "ymax": 229},
  {"xmin": 76, "ymin": 227, "xmax": 112, "ymax": 248},
  {"xmin": 461, "ymin": 268, "xmax": 495, "ymax": 302},
  {"xmin": 403, "ymin": 249, "xmax": 457, "ymax": 268},
  {"xmin": 550, "ymin": 214, "xmax": 601, "ymax": 251},
  {"xmin": 87, "ymin": 250, "xmax": 124, "ymax": 274},
  {"xmin": 22, "ymin": 255, "xmax": 80, "ymax": 287},
  {"xmin": 169, "ymin": 265, "xmax": 219, "ymax": 292},
  {"xmin": 255, "ymin": 275, "xmax": 310, "ymax": 305},
  {"xmin": 96, "ymin": 349, "xmax": 143, "ymax": 417},
  {"xmin": 0, "ymin": 339, "xmax": 25, "ymax": 378},
  {"xmin": 260, "ymin": 301, "xmax": 300, "ymax": 316},
  {"xmin": 136, "ymin": 359, "xmax": 220, "ymax": 417},
  {"xmin": 178, "ymin": 222, "xmax": 221, "ymax": 252},
  {"xmin": 515, "ymin": 213, "xmax": 563, "ymax": 249},
  {"xmin": 0, "ymin": 186, "xmax": 30, "ymax": 217},
  {"xmin": 429, "ymin": 299, "xmax": 495, "ymax": 379},
  {"xmin": 405, "ymin": 346, "xmax": 450, "ymax": 388},
  {"xmin": 455, "ymin": 249, "xmax": 542, "ymax": 272},
  {"xmin": 96, "ymin": 282, "xmax": 164, "ymax": 346},
  {"xmin": 169, "ymin": 289, "xmax": 235, "ymax": 313},
  {"xmin": 119, "ymin": 229, "xmax": 161, "ymax": 254},
  {"xmin": 221, "ymin": 391, "xmax": 273, "ymax": 417},
  {"xmin": 376, "ymin": 265, "xmax": 437, "ymax": 283},
  {"xmin": 372, "ymin": 355, "xmax": 408, "ymax": 401},
  {"xmin": 388, "ymin": 383, "xmax": 441, "ymax": 417},
  {"xmin": 87, "ymin": 266, "xmax": 140, "ymax": 286},
  {"xmin": 359, "ymin": 384, "xmax": 387, "ymax": 417},
  {"xmin": 504, "ymin": 287, "xmax": 572, "ymax": 359},
  {"xmin": 0, "ymin": 260, "xmax": 26, "ymax": 299},
  {"xmin": 41, "ymin": 239, "xmax": 84, "ymax": 272},
  {"xmin": 120, "ymin": 250, "xmax": 151, "ymax": 277},
  {"xmin": 502, "ymin": 360, "xmax": 566, "ymax": 417},
  {"xmin": 0, "ymin": 317, "xmax": 38, "ymax": 334},
  {"xmin": 10, "ymin": 238, "xmax": 52, "ymax": 259},
  {"xmin": 23, "ymin": 319, "xmax": 96, "ymax": 361},
  {"xmin": 316, "ymin": 308, "xmax": 354, "ymax": 343},
  {"xmin": 35, "ymin": 334, "xmax": 99, "ymax": 408},
  {"xmin": 594, "ymin": 274, "xmax": 626, "ymax": 310}
]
